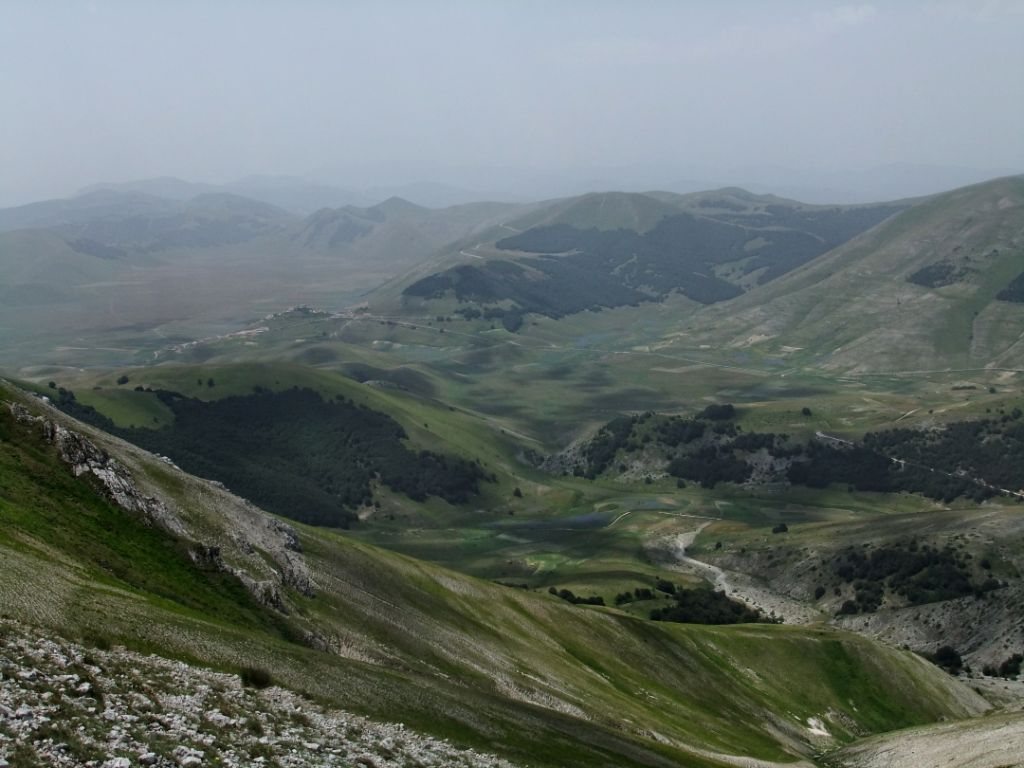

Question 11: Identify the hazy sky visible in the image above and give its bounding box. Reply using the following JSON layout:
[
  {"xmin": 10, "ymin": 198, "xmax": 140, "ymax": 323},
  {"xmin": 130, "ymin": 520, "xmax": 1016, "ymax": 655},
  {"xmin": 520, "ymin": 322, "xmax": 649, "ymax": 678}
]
[{"xmin": 2, "ymin": 0, "xmax": 1023, "ymax": 206}]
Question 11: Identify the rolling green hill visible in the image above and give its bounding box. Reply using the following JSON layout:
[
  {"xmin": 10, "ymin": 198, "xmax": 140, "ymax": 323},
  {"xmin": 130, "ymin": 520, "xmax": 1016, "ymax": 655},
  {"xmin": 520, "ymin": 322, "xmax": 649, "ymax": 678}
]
[
  {"xmin": 0, "ymin": 378, "xmax": 993, "ymax": 767},
  {"xmin": 292, "ymin": 197, "xmax": 526, "ymax": 270},
  {"xmin": 390, "ymin": 188, "xmax": 906, "ymax": 321}
]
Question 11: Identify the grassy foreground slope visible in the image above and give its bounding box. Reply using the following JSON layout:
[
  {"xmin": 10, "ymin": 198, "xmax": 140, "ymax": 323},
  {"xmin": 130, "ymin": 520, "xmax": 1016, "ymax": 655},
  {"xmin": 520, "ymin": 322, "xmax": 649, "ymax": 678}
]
[{"xmin": 0, "ymin": 379, "xmax": 989, "ymax": 767}]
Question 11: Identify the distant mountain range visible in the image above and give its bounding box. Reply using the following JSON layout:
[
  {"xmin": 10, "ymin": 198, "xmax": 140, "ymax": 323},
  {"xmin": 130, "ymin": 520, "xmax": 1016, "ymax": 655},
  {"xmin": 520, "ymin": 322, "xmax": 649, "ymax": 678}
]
[
  {"xmin": 0, "ymin": 186, "xmax": 524, "ymax": 366},
  {"xmin": 4, "ymin": 161, "xmax": 1008, "ymax": 214},
  {"xmin": 3, "ymin": 174, "xmax": 1022, "ymax": 376},
  {"xmin": 377, "ymin": 175, "xmax": 1024, "ymax": 374},
  {"xmin": 75, "ymin": 175, "xmax": 490, "ymax": 213}
]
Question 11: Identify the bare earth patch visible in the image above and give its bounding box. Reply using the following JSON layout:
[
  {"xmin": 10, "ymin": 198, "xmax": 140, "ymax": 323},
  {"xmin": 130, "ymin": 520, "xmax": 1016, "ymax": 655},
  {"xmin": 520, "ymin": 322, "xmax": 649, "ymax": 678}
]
[{"xmin": 832, "ymin": 711, "xmax": 1024, "ymax": 768}]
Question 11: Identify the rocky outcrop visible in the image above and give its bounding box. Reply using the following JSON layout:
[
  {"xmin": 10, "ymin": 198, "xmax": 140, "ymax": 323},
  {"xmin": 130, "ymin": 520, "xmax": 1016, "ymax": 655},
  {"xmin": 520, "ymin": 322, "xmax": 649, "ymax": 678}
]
[
  {"xmin": 186, "ymin": 544, "xmax": 292, "ymax": 612},
  {"xmin": 539, "ymin": 434, "xmax": 590, "ymax": 476},
  {"xmin": 0, "ymin": 619, "xmax": 519, "ymax": 768},
  {"xmin": 269, "ymin": 518, "xmax": 302, "ymax": 552},
  {"xmin": 834, "ymin": 582, "xmax": 1024, "ymax": 671},
  {"xmin": 5, "ymin": 399, "xmax": 315, "ymax": 611},
  {"xmin": 7, "ymin": 401, "xmax": 187, "ymax": 537}
]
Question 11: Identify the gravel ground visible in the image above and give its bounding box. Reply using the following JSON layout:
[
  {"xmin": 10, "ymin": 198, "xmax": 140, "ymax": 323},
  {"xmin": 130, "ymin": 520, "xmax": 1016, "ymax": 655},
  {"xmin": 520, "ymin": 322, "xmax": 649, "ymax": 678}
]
[
  {"xmin": 0, "ymin": 620, "xmax": 517, "ymax": 768},
  {"xmin": 830, "ymin": 711, "xmax": 1024, "ymax": 768}
]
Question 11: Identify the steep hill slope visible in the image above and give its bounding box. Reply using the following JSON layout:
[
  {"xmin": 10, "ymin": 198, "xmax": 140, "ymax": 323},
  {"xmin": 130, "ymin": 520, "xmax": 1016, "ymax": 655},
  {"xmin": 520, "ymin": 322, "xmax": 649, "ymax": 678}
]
[
  {"xmin": 681, "ymin": 176, "xmax": 1024, "ymax": 373},
  {"xmin": 0, "ymin": 379, "xmax": 990, "ymax": 767}
]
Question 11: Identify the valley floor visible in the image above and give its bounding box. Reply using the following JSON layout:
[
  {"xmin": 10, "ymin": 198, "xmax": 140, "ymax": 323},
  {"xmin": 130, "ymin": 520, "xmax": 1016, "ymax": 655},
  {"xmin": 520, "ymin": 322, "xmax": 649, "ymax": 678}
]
[{"xmin": 657, "ymin": 523, "xmax": 820, "ymax": 624}]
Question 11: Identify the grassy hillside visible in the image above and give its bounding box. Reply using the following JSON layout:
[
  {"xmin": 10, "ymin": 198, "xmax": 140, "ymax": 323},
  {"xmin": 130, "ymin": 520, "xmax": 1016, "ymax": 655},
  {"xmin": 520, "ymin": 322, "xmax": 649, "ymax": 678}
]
[
  {"xmin": 50, "ymin": 360, "xmax": 533, "ymax": 520},
  {"xmin": 507, "ymin": 191, "xmax": 685, "ymax": 233},
  {"xmin": 678, "ymin": 176, "xmax": 1024, "ymax": 373},
  {"xmin": 0, "ymin": 379, "xmax": 992, "ymax": 767}
]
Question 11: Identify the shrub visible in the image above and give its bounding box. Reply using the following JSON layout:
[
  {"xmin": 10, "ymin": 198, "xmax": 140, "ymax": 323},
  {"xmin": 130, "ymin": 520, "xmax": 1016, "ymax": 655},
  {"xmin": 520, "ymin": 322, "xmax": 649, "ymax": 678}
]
[
  {"xmin": 549, "ymin": 587, "xmax": 605, "ymax": 606},
  {"xmin": 86, "ymin": 634, "xmax": 111, "ymax": 651},
  {"xmin": 699, "ymin": 403, "xmax": 736, "ymax": 421},
  {"xmin": 930, "ymin": 645, "xmax": 963, "ymax": 673},
  {"xmin": 996, "ymin": 653, "xmax": 1023, "ymax": 678},
  {"xmin": 655, "ymin": 579, "xmax": 676, "ymax": 594},
  {"xmin": 650, "ymin": 586, "xmax": 767, "ymax": 624},
  {"xmin": 837, "ymin": 600, "xmax": 859, "ymax": 615},
  {"xmin": 240, "ymin": 666, "xmax": 273, "ymax": 689}
]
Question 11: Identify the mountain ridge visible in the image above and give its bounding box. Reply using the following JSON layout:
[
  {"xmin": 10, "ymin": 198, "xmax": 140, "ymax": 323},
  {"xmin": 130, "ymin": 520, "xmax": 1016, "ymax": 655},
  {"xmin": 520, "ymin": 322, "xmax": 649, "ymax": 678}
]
[{"xmin": 390, "ymin": 187, "xmax": 907, "ymax": 320}]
